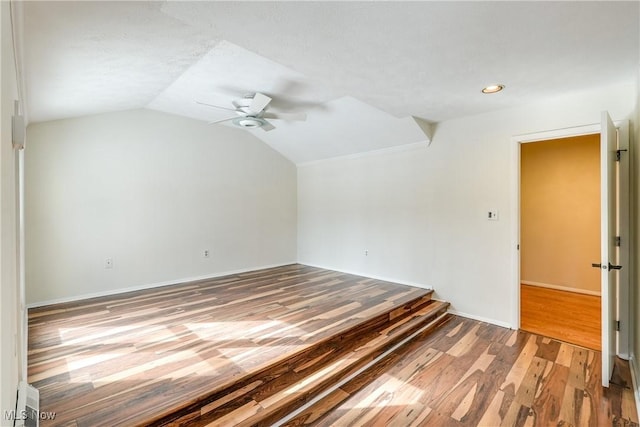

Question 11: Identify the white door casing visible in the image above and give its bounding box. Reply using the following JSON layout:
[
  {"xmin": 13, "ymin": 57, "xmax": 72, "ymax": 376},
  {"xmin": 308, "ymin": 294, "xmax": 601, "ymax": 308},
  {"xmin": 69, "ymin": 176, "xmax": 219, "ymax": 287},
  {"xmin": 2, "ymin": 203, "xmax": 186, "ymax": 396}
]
[
  {"xmin": 510, "ymin": 116, "xmax": 630, "ymax": 388},
  {"xmin": 615, "ymin": 122, "xmax": 630, "ymax": 361}
]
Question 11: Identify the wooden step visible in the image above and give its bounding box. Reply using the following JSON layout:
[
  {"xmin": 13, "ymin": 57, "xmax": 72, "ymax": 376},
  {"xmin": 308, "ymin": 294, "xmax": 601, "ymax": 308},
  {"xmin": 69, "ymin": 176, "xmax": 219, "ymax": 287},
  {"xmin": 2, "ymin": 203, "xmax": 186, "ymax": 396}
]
[
  {"xmin": 150, "ymin": 290, "xmax": 439, "ymax": 426},
  {"xmin": 198, "ymin": 300, "xmax": 450, "ymax": 427},
  {"xmin": 279, "ymin": 311, "xmax": 454, "ymax": 426}
]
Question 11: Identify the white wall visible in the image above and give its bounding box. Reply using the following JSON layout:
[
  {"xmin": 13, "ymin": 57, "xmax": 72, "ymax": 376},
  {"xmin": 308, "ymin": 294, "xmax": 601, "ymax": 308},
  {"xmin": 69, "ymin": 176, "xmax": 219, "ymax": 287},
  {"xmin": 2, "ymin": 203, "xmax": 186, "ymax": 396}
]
[
  {"xmin": 1, "ymin": 1, "xmax": 21, "ymax": 424},
  {"xmin": 25, "ymin": 109, "xmax": 297, "ymax": 305},
  {"xmin": 298, "ymin": 83, "xmax": 636, "ymax": 327}
]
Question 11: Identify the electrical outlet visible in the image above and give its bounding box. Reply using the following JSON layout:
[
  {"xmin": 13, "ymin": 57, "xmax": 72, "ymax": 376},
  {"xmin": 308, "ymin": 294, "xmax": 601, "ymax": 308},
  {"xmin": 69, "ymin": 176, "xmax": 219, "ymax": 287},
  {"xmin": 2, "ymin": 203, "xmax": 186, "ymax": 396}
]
[
  {"xmin": 105, "ymin": 258, "xmax": 113, "ymax": 269},
  {"xmin": 364, "ymin": 250, "xmax": 369, "ymax": 256},
  {"xmin": 487, "ymin": 210, "xmax": 499, "ymax": 221},
  {"xmin": 203, "ymin": 250, "xmax": 210, "ymax": 258}
]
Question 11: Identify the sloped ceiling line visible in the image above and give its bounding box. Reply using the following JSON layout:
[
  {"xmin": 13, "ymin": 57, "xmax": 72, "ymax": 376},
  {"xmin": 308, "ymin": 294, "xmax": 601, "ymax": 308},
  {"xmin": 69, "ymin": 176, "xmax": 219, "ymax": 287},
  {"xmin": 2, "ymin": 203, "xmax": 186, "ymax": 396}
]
[{"xmin": 22, "ymin": 1, "xmax": 639, "ymax": 164}]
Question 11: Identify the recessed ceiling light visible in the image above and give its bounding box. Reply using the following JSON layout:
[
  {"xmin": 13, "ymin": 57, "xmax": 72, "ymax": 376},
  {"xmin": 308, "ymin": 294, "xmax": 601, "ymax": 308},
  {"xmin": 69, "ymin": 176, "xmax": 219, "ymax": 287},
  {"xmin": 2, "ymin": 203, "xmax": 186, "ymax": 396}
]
[{"xmin": 482, "ymin": 84, "xmax": 505, "ymax": 94}]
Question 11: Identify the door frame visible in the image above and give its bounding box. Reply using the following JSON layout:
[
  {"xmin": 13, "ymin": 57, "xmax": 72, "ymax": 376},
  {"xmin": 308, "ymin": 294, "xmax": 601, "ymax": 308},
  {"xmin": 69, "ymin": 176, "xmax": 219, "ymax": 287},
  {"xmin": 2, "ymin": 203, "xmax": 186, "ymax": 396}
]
[
  {"xmin": 617, "ymin": 122, "xmax": 630, "ymax": 360},
  {"xmin": 510, "ymin": 120, "xmax": 630, "ymax": 356}
]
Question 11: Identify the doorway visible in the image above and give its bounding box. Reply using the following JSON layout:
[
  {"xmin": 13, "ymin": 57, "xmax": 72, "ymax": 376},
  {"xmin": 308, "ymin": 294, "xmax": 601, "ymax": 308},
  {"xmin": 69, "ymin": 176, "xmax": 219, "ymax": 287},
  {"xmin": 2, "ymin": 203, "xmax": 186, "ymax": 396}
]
[
  {"xmin": 512, "ymin": 117, "xmax": 629, "ymax": 387},
  {"xmin": 519, "ymin": 134, "xmax": 601, "ymax": 350}
]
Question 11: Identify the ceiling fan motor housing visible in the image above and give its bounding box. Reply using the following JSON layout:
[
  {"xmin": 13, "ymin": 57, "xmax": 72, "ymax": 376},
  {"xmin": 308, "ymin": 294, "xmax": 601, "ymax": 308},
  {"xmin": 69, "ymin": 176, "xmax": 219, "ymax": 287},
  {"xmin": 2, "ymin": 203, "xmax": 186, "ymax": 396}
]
[
  {"xmin": 199, "ymin": 91, "xmax": 304, "ymax": 131},
  {"xmin": 233, "ymin": 116, "xmax": 267, "ymax": 128}
]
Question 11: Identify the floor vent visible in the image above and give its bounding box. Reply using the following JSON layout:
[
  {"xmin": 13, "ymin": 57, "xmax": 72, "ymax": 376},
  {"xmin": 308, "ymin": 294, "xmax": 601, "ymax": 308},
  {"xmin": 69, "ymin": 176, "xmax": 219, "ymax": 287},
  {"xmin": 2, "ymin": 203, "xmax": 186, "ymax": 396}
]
[{"xmin": 16, "ymin": 381, "xmax": 39, "ymax": 427}]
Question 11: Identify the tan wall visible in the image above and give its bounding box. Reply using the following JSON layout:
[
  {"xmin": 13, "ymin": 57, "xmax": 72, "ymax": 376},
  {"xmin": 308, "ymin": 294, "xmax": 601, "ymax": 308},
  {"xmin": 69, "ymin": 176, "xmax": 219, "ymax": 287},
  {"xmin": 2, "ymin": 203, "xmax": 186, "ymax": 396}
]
[{"xmin": 521, "ymin": 134, "xmax": 601, "ymax": 293}]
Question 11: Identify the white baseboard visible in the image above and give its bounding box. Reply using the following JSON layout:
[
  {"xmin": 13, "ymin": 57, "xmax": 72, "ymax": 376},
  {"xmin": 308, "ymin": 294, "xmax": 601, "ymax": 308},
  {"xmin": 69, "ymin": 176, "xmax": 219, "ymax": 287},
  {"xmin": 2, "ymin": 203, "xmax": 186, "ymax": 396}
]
[
  {"xmin": 297, "ymin": 262, "xmax": 433, "ymax": 290},
  {"xmin": 630, "ymin": 355, "xmax": 640, "ymax": 424},
  {"xmin": 521, "ymin": 280, "xmax": 601, "ymax": 296},
  {"xmin": 298, "ymin": 262, "xmax": 513, "ymax": 329},
  {"xmin": 447, "ymin": 309, "xmax": 514, "ymax": 330},
  {"xmin": 30, "ymin": 261, "xmax": 511, "ymax": 333},
  {"xmin": 27, "ymin": 262, "xmax": 297, "ymax": 308}
]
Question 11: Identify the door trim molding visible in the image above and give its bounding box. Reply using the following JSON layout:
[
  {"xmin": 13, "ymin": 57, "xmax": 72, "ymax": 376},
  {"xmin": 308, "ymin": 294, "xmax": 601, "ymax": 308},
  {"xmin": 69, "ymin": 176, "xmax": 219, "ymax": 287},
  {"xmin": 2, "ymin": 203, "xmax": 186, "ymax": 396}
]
[
  {"xmin": 510, "ymin": 123, "xmax": 600, "ymax": 330},
  {"xmin": 510, "ymin": 120, "xmax": 629, "ymax": 360},
  {"xmin": 617, "ymin": 120, "xmax": 630, "ymax": 360}
]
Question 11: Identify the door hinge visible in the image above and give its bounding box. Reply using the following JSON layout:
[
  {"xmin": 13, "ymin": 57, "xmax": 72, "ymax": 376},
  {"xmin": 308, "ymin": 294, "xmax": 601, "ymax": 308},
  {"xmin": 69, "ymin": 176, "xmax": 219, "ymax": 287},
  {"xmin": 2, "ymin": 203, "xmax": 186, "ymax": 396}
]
[
  {"xmin": 616, "ymin": 320, "xmax": 620, "ymax": 332},
  {"xmin": 616, "ymin": 149, "xmax": 628, "ymax": 161},
  {"xmin": 615, "ymin": 236, "xmax": 621, "ymax": 247}
]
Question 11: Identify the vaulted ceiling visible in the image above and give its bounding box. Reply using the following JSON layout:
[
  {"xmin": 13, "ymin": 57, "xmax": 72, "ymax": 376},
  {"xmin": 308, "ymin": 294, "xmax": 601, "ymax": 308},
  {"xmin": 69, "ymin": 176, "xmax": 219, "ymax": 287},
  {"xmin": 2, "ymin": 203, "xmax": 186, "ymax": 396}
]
[{"xmin": 20, "ymin": 1, "xmax": 639, "ymax": 163}]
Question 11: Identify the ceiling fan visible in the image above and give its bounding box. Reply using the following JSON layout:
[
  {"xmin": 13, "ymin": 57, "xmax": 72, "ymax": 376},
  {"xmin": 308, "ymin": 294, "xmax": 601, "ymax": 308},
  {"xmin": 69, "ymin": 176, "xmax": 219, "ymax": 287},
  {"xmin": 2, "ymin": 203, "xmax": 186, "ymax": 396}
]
[{"xmin": 197, "ymin": 92, "xmax": 307, "ymax": 132}]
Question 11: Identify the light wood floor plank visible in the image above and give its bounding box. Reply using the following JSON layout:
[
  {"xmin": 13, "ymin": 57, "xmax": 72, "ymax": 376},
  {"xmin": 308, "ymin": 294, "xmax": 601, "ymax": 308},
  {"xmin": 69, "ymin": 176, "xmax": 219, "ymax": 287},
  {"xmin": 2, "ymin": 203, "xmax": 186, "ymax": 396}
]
[{"xmin": 521, "ymin": 284, "xmax": 601, "ymax": 350}]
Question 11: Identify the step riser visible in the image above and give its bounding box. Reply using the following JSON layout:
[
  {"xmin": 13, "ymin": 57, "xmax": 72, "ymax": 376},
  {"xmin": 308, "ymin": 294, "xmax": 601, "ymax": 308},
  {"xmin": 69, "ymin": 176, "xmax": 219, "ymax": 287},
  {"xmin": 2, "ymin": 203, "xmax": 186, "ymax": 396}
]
[
  {"xmin": 153, "ymin": 292, "xmax": 435, "ymax": 426},
  {"xmin": 252, "ymin": 306, "xmax": 451, "ymax": 427},
  {"xmin": 281, "ymin": 313, "xmax": 454, "ymax": 427}
]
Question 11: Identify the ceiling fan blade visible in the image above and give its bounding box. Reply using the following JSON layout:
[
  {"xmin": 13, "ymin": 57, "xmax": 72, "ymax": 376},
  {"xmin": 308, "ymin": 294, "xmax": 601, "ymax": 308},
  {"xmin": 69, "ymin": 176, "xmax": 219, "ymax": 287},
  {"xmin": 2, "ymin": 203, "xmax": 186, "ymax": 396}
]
[
  {"xmin": 196, "ymin": 101, "xmax": 237, "ymax": 112},
  {"xmin": 262, "ymin": 112, "xmax": 307, "ymax": 122},
  {"xmin": 260, "ymin": 120, "xmax": 276, "ymax": 132},
  {"xmin": 208, "ymin": 116, "xmax": 236, "ymax": 125},
  {"xmin": 249, "ymin": 92, "xmax": 272, "ymax": 114}
]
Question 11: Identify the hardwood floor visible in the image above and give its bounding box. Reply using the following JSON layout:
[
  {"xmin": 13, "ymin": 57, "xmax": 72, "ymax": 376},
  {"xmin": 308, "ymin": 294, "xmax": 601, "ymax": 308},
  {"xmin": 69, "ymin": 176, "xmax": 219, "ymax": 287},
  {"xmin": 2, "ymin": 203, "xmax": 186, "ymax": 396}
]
[
  {"xmin": 297, "ymin": 316, "xmax": 638, "ymax": 427},
  {"xmin": 520, "ymin": 284, "xmax": 601, "ymax": 350},
  {"xmin": 27, "ymin": 264, "xmax": 436, "ymax": 426},
  {"xmin": 28, "ymin": 268, "xmax": 637, "ymax": 426},
  {"xmin": 189, "ymin": 302, "xmax": 449, "ymax": 427}
]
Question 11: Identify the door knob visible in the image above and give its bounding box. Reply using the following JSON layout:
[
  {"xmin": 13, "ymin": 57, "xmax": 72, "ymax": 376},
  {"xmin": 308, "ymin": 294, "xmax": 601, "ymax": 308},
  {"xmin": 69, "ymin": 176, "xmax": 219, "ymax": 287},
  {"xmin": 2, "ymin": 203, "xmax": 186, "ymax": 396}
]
[
  {"xmin": 608, "ymin": 263, "xmax": 622, "ymax": 271},
  {"xmin": 591, "ymin": 263, "xmax": 605, "ymax": 269}
]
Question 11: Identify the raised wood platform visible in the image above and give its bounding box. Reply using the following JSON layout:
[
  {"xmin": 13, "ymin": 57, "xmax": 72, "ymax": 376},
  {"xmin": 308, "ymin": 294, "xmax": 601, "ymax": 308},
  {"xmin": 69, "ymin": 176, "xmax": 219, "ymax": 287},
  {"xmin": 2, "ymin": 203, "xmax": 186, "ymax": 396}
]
[{"xmin": 28, "ymin": 264, "xmax": 448, "ymax": 426}]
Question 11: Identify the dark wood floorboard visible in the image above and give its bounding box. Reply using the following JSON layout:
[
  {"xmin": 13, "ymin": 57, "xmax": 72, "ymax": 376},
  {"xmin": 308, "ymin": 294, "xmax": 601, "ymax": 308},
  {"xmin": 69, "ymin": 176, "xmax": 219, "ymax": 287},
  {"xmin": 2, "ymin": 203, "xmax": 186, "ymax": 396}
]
[{"xmin": 28, "ymin": 264, "xmax": 431, "ymax": 427}]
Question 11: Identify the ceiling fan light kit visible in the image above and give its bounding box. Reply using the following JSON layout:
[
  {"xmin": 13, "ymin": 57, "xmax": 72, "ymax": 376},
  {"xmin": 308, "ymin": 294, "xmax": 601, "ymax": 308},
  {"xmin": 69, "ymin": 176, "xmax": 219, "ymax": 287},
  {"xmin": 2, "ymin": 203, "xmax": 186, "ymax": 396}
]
[{"xmin": 232, "ymin": 116, "xmax": 267, "ymax": 128}]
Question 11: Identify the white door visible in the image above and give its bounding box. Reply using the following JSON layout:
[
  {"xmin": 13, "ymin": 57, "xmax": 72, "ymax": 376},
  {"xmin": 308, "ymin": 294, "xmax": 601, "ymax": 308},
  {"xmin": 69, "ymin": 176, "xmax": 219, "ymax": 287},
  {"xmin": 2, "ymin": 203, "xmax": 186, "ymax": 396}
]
[{"xmin": 600, "ymin": 111, "xmax": 618, "ymax": 387}]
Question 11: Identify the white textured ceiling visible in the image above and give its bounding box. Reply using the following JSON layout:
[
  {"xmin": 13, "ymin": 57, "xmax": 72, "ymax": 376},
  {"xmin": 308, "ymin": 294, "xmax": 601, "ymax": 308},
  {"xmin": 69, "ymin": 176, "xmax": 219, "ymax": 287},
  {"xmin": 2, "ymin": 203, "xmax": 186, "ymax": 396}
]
[{"xmin": 22, "ymin": 1, "xmax": 639, "ymax": 163}]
